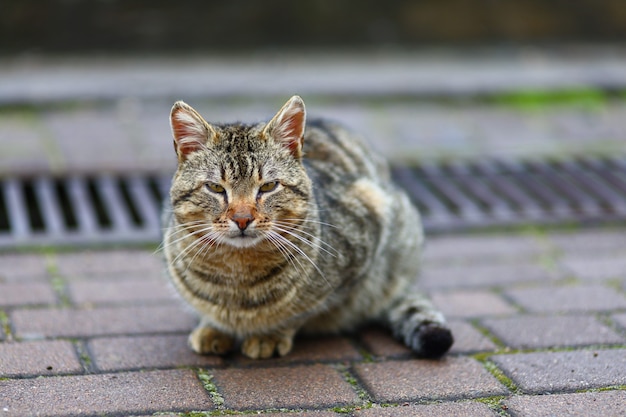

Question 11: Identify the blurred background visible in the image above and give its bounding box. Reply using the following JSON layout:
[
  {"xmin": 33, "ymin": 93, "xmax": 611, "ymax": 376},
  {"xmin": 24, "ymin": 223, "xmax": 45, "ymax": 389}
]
[
  {"xmin": 1, "ymin": 0, "xmax": 626, "ymax": 245},
  {"xmin": 3, "ymin": 0, "xmax": 626, "ymax": 53}
]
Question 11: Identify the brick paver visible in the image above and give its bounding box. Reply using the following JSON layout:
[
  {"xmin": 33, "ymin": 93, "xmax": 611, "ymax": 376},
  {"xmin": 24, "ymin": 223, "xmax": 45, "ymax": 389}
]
[
  {"xmin": 505, "ymin": 284, "xmax": 626, "ymax": 313},
  {"xmin": 54, "ymin": 250, "xmax": 164, "ymax": 279},
  {"xmin": 353, "ymin": 357, "xmax": 509, "ymax": 402},
  {"xmin": 0, "ymin": 253, "xmax": 49, "ymax": 282},
  {"xmin": 504, "ymin": 390, "xmax": 626, "ymax": 417},
  {"xmin": 547, "ymin": 230, "xmax": 626, "ymax": 255},
  {"xmin": 89, "ymin": 335, "xmax": 223, "ymax": 371},
  {"xmin": 430, "ymin": 289, "xmax": 517, "ymax": 318},
  {"xmin": 0, "ymin": 340, "xmax": 82, "ymax": 377},
  {"xmin": 491, "ymin": 349, "xmax": 626, "ymax": 393},
  {"xmin": 0, "ymin": 282, "xmax": 57, "ymax": 307},
  {"xmin": 233, "ymin": 335, "xmax": 363, "ymax": 365},
  {"xmin": 448, "ymin": 320, "xmax": 499, "ymax": 354},
  {"xmin": 11, "ymin": 305, "xmax": 195, "ymax": 339},
  {"xmin": 354, "ymin": 401, "xmax": 499, "ymax": 417},
  {"xmin": 423, "ymin": 234, "xmax": 544, "ymax": 265},
  {"xmin": 420, "ymin": 262, "xmax": 557, "ymax": 290},
  {"xmin": 0, "ymin": 369, "xmax": 213, "ymax": 416},
  {"xmin": 67, "ymin": 278, "xmax": 173, "ymax": 305},
  {"xmin": 212, "ymin": 364, "xmax": 359, "ymax": 410},
  {"xmin": 481, "ymin": 315, "xmax": 625, "ymax": 349},
  {"xmin": 560, "ymin": 255, "xmax": 626, "ymax": 281}
]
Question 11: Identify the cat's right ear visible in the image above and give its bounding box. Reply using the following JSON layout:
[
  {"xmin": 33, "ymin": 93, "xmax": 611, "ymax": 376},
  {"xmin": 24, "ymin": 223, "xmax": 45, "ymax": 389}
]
[{"xmin": 170, "ymin": 101, "xmax": 216, "ymax": 161}]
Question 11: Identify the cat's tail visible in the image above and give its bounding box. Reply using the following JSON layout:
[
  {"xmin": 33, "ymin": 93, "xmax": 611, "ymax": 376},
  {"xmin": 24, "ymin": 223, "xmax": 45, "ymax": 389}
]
[{"xmin": 385, "ymin": 293, "xmax": 454, "ymax": 358}]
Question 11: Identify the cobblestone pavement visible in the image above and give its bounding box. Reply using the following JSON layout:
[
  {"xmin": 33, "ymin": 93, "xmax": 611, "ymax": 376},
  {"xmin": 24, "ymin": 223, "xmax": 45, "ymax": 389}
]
[
  {"xmin": 1, "ymin": 228, "xmax": 626, "ymax": 416},
  {"xmin": 1, "ymin": 49, "xmax": 626, "ymax": 416}
]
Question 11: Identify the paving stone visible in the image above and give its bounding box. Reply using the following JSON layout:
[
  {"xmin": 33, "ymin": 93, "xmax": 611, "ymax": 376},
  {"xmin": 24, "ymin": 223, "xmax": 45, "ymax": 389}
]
[
  {"xmin": 0, "ymin": 253, "xmax": 49, "ymax": 282},
  {"xmin": 43, "ymin": 109, "xmax": 137, "ymax": 173},
  {"xmin": 11, "ymin": 305, "xmax": 195, "ymax": 339},
  {"xmin": 234, "ymin": 335, "xmax": 362, "ymax": 365},
  {"xmin": 504, "ymin": 284, "xmax": 626, "ymax": 313},
  {"xmin": 491, "ymin": 349, "xmax": 626, "ymax": 393},
  {"xmin": 482, "ymin": 315, "xmax": 625, "ymax": 349},
  {"xmin": 423, "ymin": 234, "xmax": 543, "ymax": 265},
  {"xmin": 0, "ymin": 340, "xmax": 82, "ymax": 377},
  {"xmin": 67, "ymin": 279, "xmax": 174, "ymax": 305},
  {"xmin": 212, "ymin": 364, "xmax": 359, "ymax": 410},
  {"xmin": 89, "ymin": 334, "xmax": 223, "ymax": 371},
  {"xmin": 0, "ymin": 113, "xmax": 52, "ymax": 176},
  {"xmin": 359, "ymin": 326, "xmax": 412, "ymax": 358},
  {"xmin": 0, "ymin": 369, "xmax": 213, "ymax": 416},
  {"xmin": 612, "ymin": 313, "xmax": 626, "ymax": 332},
  {"xmin": 354, "ymin": 401, "xmax": 498, "ymax": 417},
  {"xmin": 430, "ymin": 289, "xmax": 517, "ymax": 318},
  {"xmin": 353, "ymin": 357, "xmax": 508, "ymax": 402},
  {"xmin": 420, "ymin": 262, "xmax": 556, "ymax": 290},
  {"xmin": 0, "ymin": 282, "xmax": 57, "ymax": 307},
  {"xmin": 548, "ymin": 229, "xmax": 626, "ymax": 256},
  {"xmin": 448, "ymin": 320, "xmax": 499, "ymax": 354},
  {"xmin": 504, "ymin": 390, "xmax": 626, "ymax": 417},
  {"xmin": 54, "ymin": 250, "xmax": 164, "ymax": 279},
  {"xmin": 560, "ymin": 255, "xmax": 626, "ymax": 281}
]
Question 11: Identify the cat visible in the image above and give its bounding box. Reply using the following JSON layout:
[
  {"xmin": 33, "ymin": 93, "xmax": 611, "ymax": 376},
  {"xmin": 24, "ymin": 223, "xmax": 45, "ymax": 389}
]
[{"xmin": 162, "ymin": 95, "xmax": 453, "ymax": 359}]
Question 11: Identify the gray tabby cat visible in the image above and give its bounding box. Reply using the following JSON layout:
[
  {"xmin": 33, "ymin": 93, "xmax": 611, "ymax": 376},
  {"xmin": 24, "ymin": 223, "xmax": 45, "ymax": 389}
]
[{"xmin": 163, "ymin": 96, "xmax": 453, "ymax": 359}]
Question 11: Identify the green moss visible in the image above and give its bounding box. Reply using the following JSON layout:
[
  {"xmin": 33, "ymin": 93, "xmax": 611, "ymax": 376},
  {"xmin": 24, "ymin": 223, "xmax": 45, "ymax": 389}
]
[
  {"xmin": 474, "ymin": 356, "xmax": 520, "ymax": 394},
  {"xmin": 576, "ymin": 385, "xmax": 626, "ymax": 393},
  {"xmin": 197, "ymin": 369, "xmax": 225, "ymax": 408},
  {"xmin": 0, "ymin": 310, "xmax": 11, "ymax": 339},
  {"xmin": 492, "ymin": 88, "xmax": 607, "ymax": 111},
  {"xmin": 474, "ymin": 397, "xmax": 509, "ymax": 417}
]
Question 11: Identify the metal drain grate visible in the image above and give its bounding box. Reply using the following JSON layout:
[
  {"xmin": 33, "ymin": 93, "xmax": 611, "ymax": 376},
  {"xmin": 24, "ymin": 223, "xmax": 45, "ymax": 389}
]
[
  {"xmin": 0, "ymin": 175, "xmax": 171, "ymax": 248},
  {"xmin": 1, "ymin": 156, "xmax": 626, "ymax": 248},
  {"xmin": 392, "ymin": 156, "xmax": 626, "ymax": 232}
]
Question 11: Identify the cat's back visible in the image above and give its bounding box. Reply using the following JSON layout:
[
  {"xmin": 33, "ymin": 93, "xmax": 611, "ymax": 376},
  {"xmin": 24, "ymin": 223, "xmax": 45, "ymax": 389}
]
[{"xmin": 302, "ymin": 119, "xmax": 391, "ymax": 186}]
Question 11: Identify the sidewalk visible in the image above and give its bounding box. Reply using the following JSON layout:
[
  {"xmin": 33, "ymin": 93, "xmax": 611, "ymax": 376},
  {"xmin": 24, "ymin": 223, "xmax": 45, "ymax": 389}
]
[
  {"xmin": 1, "ymin": 229, "xmax": 626, "ymax": 416},
  {"xmin": 1, "ymin": 48, "xmax": 626, "ymax": 416}
]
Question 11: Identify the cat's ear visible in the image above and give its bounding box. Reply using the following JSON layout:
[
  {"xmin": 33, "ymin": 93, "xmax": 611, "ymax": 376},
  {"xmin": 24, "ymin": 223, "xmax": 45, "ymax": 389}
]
[
  {"xmin": 263, "ymin": 95, "xmax": 306, "ymax": 158},
  {"xmin": 170, "ymin": 101, "xmax": 216, "ymax": 161}
]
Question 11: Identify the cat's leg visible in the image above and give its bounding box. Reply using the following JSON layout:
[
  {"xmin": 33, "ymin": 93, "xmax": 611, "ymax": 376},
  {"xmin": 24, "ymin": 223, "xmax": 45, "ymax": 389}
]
[
  {"xmin": 241, "ymin": 327, "xmax": 298, "ymax": 359},
  {"xmin": 386, "ymin": 293, "xmax": 453, "ymax": 358},
  {"xmin": 188, "ymin": 318, "xmax": 235, "ymax": 355}
]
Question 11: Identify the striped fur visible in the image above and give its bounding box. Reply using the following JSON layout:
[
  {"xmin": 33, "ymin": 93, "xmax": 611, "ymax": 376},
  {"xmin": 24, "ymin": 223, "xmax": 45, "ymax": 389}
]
[{"xmin": 163, "ymin": 96, "xmax": 453, "ymax": 359}]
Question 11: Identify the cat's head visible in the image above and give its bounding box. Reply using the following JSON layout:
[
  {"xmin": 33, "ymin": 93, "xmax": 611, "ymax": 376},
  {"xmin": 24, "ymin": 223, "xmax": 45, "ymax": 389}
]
[{"xmin": 168, "ymin": 96, "xmax": 312, "ymax": 250}]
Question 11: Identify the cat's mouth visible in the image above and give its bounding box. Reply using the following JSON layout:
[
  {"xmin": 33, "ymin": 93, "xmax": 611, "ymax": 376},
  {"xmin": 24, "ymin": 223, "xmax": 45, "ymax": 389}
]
[{"xmin": 225, "ymin": 231, "xmax": 263, "ymax": 248}]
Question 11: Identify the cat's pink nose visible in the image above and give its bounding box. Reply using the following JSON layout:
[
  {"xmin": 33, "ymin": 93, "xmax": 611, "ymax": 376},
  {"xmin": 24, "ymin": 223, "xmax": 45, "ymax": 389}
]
[{"xmin": 232, "ymin": 212, "xmax": 253, "ymax": 230}]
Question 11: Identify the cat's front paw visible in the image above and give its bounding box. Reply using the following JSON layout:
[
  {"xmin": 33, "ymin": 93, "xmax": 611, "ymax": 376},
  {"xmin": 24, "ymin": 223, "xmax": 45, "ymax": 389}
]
[
  {"xmin": 188, "ymin": 326, "xmax": 235, "ymax": 355},
  {"xmin": 241, "ymin": 334, "xmax": 294, "ymax": 359}
]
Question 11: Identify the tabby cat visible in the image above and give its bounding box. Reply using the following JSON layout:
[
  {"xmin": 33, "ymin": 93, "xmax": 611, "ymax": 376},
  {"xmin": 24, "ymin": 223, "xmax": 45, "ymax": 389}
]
[{"xmin": 163, "ymin": 96, "xmax": 453, "ymax": 359}]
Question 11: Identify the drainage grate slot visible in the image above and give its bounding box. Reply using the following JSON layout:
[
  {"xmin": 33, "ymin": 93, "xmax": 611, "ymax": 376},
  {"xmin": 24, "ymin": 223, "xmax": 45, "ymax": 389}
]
[
  {"xmin": 0, "ymin": 182, "xmax": 10, "ymax": 233},
  {"xmin": 53, "ymin": 178, "xmax": 78, "ymax": 230},
  {"xmin": 86, "ymin": 177, "xmax": 112, "ymax": 229},
  {"xmin": 21, "ymin": 180, "xmax": 45, "ymax": 232}
]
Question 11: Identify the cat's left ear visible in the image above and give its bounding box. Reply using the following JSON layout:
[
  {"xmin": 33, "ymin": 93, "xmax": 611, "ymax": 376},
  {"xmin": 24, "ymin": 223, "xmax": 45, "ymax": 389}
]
[{"xmin": 263, "ymin": 95, "xmax": 306, "ymax": 158}]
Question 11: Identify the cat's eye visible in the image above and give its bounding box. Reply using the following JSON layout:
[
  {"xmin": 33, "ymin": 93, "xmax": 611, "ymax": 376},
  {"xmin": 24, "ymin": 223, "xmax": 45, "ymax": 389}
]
[
  {"xmin": 206, "ymin": 183, "xmax": 225, "ymax": 193},
  {"xmin": 259, "ymin": 181, "xmax": 279, "ymax": 193}
]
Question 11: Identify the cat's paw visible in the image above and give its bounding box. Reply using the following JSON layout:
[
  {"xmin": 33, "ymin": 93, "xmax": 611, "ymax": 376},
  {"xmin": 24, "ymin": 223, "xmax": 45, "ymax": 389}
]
[
  {"xmin": 409, "ymin": 323, "xmax": 454, "ymax": 359},
  {"xmin": 241, "ymin": 334, "xmax": 294, "ymax": 359},
  {"xmin": 188, "ymin": 326, "xmax": 235, "ymax": 355}
]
